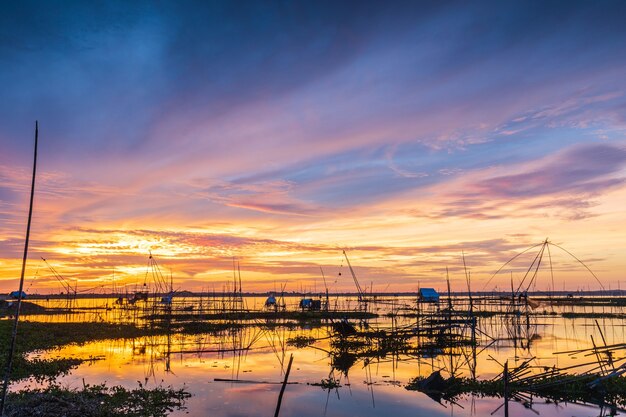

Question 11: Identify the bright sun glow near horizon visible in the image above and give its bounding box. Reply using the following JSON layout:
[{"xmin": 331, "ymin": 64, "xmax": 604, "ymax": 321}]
[{"xmin": 1, "ymin": 2, "xmax": 626, "ymax": 294}]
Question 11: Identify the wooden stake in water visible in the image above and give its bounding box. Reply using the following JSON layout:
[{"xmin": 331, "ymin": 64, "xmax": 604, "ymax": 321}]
[
  {"xmin": 0, "ymin": 121, "xmax": 39, "ymax": 415},
  {"xmin": 274, "ymin": 354, "xmax": 294, "ymax": 417},
  {"xmin": 503, "ymin": 360, "xmax": 509, "ymax": 417}
]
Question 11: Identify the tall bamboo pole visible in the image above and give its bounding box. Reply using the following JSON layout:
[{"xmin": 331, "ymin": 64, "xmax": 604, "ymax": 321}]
[{"xmin": 0, "ymin": 121, "xmax": 39, "ymax": 415}]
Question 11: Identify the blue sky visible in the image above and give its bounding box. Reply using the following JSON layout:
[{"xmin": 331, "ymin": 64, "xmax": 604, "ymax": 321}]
[{"xmin": 1, "ymin": 1, "xmax": 626, "ymax": 292}]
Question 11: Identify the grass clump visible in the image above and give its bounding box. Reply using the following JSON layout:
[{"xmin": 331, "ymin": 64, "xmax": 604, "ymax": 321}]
[
  {"xmin": 309, "ymin": 378, "xmax": 341, "ymax": 389},
  {"xmin": 287, "ymin": 336, "xmax": 316, "ymax": 348},
  {"xmin": 5, "ymin": 382, "xmax": 190, "ymax": 417}
]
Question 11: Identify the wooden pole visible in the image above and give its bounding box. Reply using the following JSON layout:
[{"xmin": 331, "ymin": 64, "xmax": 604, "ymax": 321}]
[
  {"xmin": 0, "ymin": 121, "xmax": 39, "ymax": 415},
  {"xmin": 274, "ymin": 354, "xmax": 294, "ymax": 417},
  {"xmin": 503, "ymin": 361, "xmax": 509, "ymax": 417}
]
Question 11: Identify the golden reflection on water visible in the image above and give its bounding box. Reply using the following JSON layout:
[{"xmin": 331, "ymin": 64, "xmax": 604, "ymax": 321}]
[{"xmin": 14, "ymin": 295, "xmax": 626, "ymax": 417}]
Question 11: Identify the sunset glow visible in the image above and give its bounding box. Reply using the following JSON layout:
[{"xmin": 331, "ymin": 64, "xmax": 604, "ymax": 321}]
[{"xmin": 2, "ymin": 2, "xmax": 626, "ymax": 293}]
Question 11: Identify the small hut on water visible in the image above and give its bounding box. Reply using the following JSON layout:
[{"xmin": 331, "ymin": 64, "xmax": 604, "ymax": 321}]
[{"xmin": 418, "ymin": 288, "xmax": 439, "ymax": 303}]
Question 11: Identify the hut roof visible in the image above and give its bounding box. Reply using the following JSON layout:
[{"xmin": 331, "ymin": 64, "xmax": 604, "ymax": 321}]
[{"xmin": 419, "ymin": 288, "xmax": 439, "ymax": 299}]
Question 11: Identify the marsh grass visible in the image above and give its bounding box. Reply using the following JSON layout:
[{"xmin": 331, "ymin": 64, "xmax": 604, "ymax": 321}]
[
  {"xmin": 5, "ymin": 382, "xmax": 190, "ymax": 417},
  {"xmin": 0, "ymin": 321, "xmax": 152, "ymax": 381}
]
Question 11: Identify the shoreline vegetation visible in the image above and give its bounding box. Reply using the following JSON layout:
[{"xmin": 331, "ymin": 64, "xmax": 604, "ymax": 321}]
[
  {"xmin": 4, "ymin": 383, "xmax": 190, "ymax": 417},
  {"xmin": 0, "ymin": 321, "xmax": 154, "ymax": 382}
]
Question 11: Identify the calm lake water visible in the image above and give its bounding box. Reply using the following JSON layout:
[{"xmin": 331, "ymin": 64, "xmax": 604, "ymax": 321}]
[{"xmin": 13, "ymin": 295, "xmax": 626, "ymax": 417}]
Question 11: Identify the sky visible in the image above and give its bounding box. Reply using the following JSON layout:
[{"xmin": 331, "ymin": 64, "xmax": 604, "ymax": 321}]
[{"xmin": 1, "ymin": 1, "xmax": 626, "ymax": 294}]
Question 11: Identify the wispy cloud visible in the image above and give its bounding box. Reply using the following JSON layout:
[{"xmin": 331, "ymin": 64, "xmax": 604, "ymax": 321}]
[
  {"xmin": 2, "ymin": 2, "xmax": 626, "ymax": 291},
  {"xmin": 406, "ymin": 143, "xmax": 626, "ymax": 221}
]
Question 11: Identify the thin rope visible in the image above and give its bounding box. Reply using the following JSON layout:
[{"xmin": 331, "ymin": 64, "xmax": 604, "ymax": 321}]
[
  {"xmin": 482, "ymin": 242, "xmax": 543, "ymax": 291},
  {"xmin": 548, "ymin": 242, "xmax": 605, "ymax": 291}
]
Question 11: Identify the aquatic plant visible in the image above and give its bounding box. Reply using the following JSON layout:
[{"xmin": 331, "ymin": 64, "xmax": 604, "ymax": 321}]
[
  {"xmin": 0, "ymin": 321, "xmax": 153, "ymax": 381},
  {"xmin": 4, "ymin": 382, "xmax": 190, "ymax": 417},
  {"xmin": 286, "ymin": 336, "xmax": 316, "ymax": 348},
  {"xmin": 309, "ymin": 378, "xmax": 341, "ymax": 389}
]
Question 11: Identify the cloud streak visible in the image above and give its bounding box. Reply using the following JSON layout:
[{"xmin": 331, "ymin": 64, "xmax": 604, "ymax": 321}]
[{"xmin": 1, "ymin": 2, "xmax": 626, "ymax": 291}]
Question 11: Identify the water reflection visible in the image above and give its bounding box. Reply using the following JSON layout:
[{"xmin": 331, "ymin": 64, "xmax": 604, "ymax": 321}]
[{"xmin": 9, "ymin": 295, "xmax": 626, "ymax": 416}]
